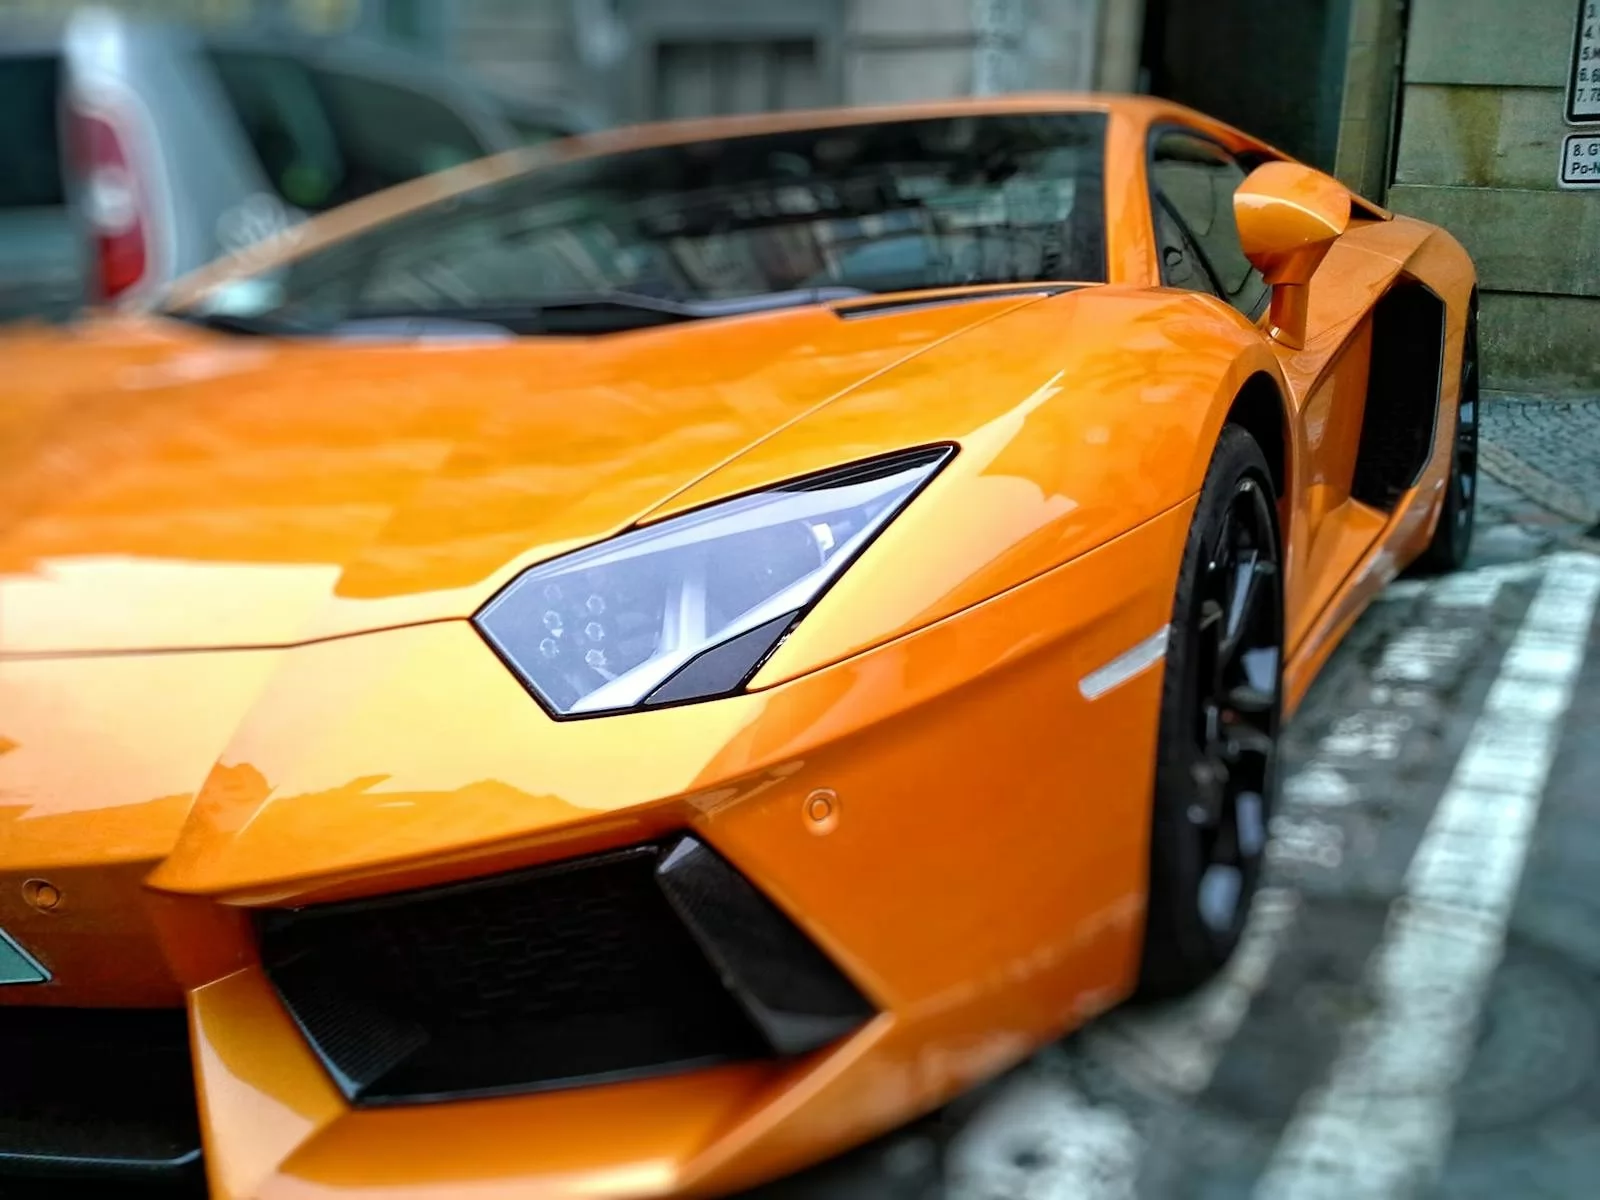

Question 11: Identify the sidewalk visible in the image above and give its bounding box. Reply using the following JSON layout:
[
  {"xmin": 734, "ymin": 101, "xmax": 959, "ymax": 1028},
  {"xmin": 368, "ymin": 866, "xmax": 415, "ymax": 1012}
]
[{"xmin": 1480, "ymin": 392, "xmax": 1600, "ymax": 549}]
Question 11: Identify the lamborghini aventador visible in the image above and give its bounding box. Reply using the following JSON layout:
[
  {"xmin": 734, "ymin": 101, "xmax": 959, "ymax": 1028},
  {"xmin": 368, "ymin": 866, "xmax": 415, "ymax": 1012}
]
[{"xmin": 0, "ymin": 95, "xmax": 1477, "ymax": 1197}]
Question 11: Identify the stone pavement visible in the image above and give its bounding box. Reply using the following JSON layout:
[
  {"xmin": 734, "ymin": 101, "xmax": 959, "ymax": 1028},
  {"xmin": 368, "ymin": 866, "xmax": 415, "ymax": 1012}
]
[
  {"xmin": 1479, "ymin": 394, "xmax": 1600, "ymax": 544},
  {"xmin": 743, "ymin": 394, "xmax": 1600, "ymax": 1200}
]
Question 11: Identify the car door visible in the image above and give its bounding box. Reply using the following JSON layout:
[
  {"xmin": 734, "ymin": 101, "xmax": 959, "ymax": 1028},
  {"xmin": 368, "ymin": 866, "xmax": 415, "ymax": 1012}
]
[{"xmin": 1147, "ymin": 127, "xmax": 1388, "ymax": 651}]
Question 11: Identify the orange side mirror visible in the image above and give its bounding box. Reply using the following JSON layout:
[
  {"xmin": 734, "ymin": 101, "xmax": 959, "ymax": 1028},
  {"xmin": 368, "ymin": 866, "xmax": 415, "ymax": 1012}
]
[{"xmin": 1234, "ymin": 162, "xmax": 1352, "ymax": 349}]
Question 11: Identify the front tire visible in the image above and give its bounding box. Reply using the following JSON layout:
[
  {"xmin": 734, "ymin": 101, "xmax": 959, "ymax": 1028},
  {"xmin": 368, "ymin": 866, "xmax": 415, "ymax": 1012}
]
[{"xmin": 1137, "ymin": 425, "xmax": 1284, "ymax": 1000}]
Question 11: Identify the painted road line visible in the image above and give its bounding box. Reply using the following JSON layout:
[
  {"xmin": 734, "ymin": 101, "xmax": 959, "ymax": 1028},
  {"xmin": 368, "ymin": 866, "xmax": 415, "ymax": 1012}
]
[
  {"xmin": 1254, "ymin": 551, "xmax": 1600, "ymax": 1200},
  {"xmin": 946, "ymin": 556, "xmax": 1534, "ymax": 1199}
]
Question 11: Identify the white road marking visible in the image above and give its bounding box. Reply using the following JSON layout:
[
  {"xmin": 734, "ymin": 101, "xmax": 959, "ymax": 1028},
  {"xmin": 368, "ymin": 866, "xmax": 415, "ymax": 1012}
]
[
  {"xmin": 1267, "ymin": 814, "xmax": 1346, "ymax": 869},
  {"xmin": 1254, "ymin": 551, "xmax": 1600, "ymax": 1200},
  {"xmin": 1281, "ymin": 764, "xmax": 1356, "ymax": 809},
  {"xmin": 1371, "ymin": 626, "xmax": 1485, "ymax": 685},
  {"xmin": 1318, "ymin": 710, "xmax": 1414, "ymax": 759},
  {"xmin": 945, "ymin": 553, "xmax": 1586, "ymax": 1200}
]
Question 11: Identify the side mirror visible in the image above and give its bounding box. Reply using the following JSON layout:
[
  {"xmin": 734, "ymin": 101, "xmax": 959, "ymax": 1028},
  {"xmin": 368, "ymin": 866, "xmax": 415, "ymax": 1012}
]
[{"xmin": 1234, "ymin": 162, "xmax": 1352, "ymax": 349}]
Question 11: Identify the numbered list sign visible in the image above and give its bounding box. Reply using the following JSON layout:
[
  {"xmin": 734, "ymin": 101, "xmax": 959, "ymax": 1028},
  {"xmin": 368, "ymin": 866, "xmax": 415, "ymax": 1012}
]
[
  {"xmin": 1561, "ymin": 133, "xmax": 1600, "ymax": 187},
  {"xmin": 1572, "ymin": 0, "xmax": 1600, "ymax": 123}
]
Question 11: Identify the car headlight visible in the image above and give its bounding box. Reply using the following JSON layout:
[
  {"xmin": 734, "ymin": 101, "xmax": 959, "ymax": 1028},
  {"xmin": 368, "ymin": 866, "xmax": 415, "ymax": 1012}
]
[{"xmin": 474, "ymin": 446, "xmax": 953, "ymax": 716}]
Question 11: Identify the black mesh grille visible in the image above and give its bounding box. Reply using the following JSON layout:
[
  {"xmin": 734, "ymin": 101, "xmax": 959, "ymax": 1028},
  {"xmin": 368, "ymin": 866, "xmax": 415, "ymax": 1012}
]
[
  {"xmin": 0, "ymin": 1007, "xmax": 203, "ymax": 1184},
  {"xmin": 259, "ymin": 840, "xmax": 834, "ymax": 1105}
]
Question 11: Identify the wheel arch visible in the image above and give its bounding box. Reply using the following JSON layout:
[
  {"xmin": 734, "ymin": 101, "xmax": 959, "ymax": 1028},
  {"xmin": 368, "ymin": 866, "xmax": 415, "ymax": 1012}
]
[{"xmin": 1226, "ymin": 370, "xmax": 1291, "ymax": 503}]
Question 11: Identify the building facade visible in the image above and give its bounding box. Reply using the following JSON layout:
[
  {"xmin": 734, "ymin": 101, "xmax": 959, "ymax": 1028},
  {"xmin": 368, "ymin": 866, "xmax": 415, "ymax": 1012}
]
[
  {"xmin": 1387, "ymin": 0, "xmax": 1599, "ymax": 393},
  {"xmin": 435, "ymin": 0, "xmax": 1127, "ymax": 122}
]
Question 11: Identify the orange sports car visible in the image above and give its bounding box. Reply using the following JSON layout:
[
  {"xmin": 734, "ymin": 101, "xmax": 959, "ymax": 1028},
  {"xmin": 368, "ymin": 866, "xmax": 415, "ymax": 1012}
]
[{"xmin": 0, "ymin": 95, "xmax": 1477, "ymax": 1198}]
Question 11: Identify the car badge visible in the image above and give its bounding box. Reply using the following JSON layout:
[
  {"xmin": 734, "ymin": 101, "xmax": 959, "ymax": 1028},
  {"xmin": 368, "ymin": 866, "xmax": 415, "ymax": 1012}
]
[{"xmin": 0, "ymin": 925, "xmax": 50, "ymax": 984}]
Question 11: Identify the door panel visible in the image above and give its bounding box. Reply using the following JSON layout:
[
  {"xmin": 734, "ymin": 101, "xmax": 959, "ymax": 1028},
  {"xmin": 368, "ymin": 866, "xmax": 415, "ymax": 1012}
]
[
  {"xmin": 1281, "ymin": 322, "xmax": 1381, "ymax": 651},
  {"xmin": 1275, "ymin": 240, "xmax": 1408, "ymax": 655}
]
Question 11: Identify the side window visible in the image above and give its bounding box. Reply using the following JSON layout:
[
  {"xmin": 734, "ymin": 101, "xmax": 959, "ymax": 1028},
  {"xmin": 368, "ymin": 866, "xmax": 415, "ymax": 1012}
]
[
  {"xmin": 207, "ymin": 51, "xmax": 346, "ymax": 212},
  {"xmin": 1150, "ymin": 131, "xmax": 1270, "ymax": 318},
  {"xmin": 1154, "ymin": 196, "xmax": 1220, "ymax": 298},
  {"xmin": 311, "ymin": 69, "xmax": 490, "ymax": 196}
]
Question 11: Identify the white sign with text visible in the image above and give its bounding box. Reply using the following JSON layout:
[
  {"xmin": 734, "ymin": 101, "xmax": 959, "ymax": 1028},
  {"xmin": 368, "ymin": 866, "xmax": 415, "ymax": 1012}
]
[
  {"xmin": 1572, "ymin": 0, "xmax": 1600, "ymax": 123},
  {"xmin": 1560, "ymin": 133, "xmax": 1600, "ymax": 187}
]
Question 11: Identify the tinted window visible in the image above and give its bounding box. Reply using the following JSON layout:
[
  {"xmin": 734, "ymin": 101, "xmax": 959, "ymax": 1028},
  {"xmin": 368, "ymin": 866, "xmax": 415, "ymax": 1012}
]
[
  {"xmin": 506, "ymin": 116, "xmax": 572, "ymax": 147},
  {"xmin": 1154, "ymin": 197, "xmax": 1219, "ymax": 297},
  {"xmin": 208, "ymin": 51, "xmax": 490, "ymax": 213},
  {"xmin": 1150, "ymin": 131, "xmax": 1269, "ymax": 317},
  {"xmin": 0, "ymin": 56, "xmax": 64, "ymax": 209},
  {"xmin": 312, "ymin": 69, "xmax": 488, "ymax": 189},
  {"xmin": 182, "ymin": 112, "xmax": 1108, "ymax": 333}
]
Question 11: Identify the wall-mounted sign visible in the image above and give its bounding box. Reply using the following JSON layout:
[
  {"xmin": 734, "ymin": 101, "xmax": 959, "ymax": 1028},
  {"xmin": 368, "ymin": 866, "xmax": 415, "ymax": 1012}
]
[
  {"xmin": 1560, "ymin": 133, "xmax": 1600, "ymax": 187},
  {"xmin": 1573, "ymin": 0, "xmax": 1600, "ymax": 123}
]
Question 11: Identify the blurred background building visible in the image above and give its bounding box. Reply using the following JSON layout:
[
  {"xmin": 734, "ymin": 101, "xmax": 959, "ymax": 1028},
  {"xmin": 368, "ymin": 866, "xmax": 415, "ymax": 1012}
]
[{"xmin": 1, "ymin": 0, "xmax": 1594, "ymax": 392}]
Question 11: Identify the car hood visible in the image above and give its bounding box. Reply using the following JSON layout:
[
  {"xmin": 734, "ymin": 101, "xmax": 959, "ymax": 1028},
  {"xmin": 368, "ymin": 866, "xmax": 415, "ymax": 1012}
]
[{"xmin": 0, "ymin": 296, "xmax": 1036, "ymax": 655}]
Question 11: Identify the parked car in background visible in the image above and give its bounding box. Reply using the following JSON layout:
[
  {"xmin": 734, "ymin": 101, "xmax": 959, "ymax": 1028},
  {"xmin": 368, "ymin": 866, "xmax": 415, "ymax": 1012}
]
[{"xmin": 0, "ymin": 6, "xmax": 591, "ymax": 324}]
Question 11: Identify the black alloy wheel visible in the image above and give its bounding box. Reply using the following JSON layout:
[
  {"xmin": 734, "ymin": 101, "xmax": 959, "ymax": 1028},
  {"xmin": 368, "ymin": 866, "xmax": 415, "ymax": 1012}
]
[
  {"xmin": 1415, "ymin": 295, "xmax": 1480, "ymax": 573},
  {"xmin": 1138, "ymin": 425, "xmax": 1284, "ymax": 999}
]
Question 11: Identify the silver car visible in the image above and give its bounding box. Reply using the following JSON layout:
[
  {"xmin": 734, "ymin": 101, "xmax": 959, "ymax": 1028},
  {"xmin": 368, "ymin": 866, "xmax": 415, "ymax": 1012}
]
[{"xmin": 0, "ymin": 6, "xmax": 590, "ymax": 324}]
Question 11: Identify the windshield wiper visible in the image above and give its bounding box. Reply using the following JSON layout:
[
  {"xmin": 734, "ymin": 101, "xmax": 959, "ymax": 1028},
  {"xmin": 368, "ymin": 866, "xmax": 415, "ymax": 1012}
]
[
  {"xmin": 167, "ymin": 310, "xmax": 312, "ymax": 337},
  {"xmin": 166, "ymin": 286, "xmax": 872, "ymax": 340},
  {"xmin": 349, "ymin": 287, "xmax": 872, "ymax": 334},
  {"xmin": 560, "ymin": 286, "xmax": 871, "ymax": 318}
]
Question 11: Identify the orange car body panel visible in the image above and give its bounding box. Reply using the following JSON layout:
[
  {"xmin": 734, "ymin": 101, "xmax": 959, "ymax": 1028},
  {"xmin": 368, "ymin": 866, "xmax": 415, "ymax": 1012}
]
[{"xmin": 0, "ymin": 94, "xmax": 1475, "ymax": 1197}]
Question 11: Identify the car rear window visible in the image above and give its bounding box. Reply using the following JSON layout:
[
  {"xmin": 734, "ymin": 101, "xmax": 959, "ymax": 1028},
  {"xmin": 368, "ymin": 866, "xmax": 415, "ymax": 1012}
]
[
  {"xmin": 0, "ymin": 55, "xmax": 65, "ymax": 209},
  {"xmin": 206, "ymin": 50, "xmax": 490, "ymax": 213}
]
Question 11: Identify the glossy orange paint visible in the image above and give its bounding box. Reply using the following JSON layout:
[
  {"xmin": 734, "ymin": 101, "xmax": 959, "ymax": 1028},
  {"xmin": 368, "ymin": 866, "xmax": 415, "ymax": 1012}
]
[
  {"xmin": 1235, "ymin": 161, "xmax": 1353, "ymax": 348},
  {"xmin": 0, "ymin": 95, "xmax": 1477, "ymax": 1197}
]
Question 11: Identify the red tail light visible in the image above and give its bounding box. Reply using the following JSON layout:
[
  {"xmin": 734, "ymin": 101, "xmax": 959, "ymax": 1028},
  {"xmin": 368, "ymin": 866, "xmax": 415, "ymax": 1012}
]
[{"xmin": 68, "ymin": 105, "xmax": 148, "ymax": 301}]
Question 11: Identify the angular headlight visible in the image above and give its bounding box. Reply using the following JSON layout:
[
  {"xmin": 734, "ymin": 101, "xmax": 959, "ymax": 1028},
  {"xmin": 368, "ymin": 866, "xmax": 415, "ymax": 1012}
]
[{"xmin": 474, "ymin": 446, "xmax": 952, "ymax": 716}]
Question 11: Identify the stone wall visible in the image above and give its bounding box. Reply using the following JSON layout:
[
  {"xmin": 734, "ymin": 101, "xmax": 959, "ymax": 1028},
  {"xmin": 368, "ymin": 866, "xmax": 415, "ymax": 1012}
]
[{"xmin": 1389, "ymin": 0, "xmax": 1599, "ymax": 393}]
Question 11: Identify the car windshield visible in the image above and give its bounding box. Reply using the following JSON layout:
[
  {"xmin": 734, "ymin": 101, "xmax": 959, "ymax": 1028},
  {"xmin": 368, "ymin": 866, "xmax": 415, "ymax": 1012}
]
[{"xmin": 174, "ymin": 111, "xmax": 1107, "ymax": 336}]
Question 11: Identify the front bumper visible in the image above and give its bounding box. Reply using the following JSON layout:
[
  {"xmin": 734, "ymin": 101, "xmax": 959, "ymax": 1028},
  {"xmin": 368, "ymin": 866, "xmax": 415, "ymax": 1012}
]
[{"xmin": 0, "ymin": 499, "xmax": 1191, "ymax": 1198}]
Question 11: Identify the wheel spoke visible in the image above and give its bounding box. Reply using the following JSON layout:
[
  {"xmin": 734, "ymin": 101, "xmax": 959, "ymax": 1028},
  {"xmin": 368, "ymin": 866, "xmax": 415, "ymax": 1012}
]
[
  {"xmin": 1241, "ymin": 645, "xmax": 1280, "ymax": 695},
  {"xmin": 1220, "ymin": 722, "xmax": 1274, "ymax": 763},
  {"xmin": 1218, "ymin": 557, "xmax": 1277, "ymax": 672},
  {"xmin": 1236, "ymin": 791, "xmax": 1267, "ymax": 857},
  {"xmin": 1182, "ymin": 467, "xmax": 1283, "ymax": 945},
  {"xmin": 1225, "ymin": 682, "xmax": 1275, "ymax": 714},
  {"xmin": 1207, "ymin": 503, "xmax": 1236, "ymax": 569},
  {"xmin": 1198, "ymin": 863, "xmax": 1243, "ymax": 933}
]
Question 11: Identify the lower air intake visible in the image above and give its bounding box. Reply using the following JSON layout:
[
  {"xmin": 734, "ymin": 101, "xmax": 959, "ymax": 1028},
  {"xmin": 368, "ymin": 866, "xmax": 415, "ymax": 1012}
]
[
  {"xmin": 0, "ymin": 1007, "xmax": 203, "ymax": 1186},
  {"xmin": 258, "ymin": 836, "xmax": 873, "ymax": 1105}
]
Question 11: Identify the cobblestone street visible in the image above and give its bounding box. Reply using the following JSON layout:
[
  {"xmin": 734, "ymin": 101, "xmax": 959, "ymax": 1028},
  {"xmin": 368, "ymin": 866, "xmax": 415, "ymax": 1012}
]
[{"xmin": 745, "ymin": 394, "xmax": 1600, "ymax": 1200}]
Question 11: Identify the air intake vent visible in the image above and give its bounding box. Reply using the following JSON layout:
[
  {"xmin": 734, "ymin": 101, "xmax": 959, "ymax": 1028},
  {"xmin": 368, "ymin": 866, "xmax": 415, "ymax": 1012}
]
[
  {"xmin": 0, "ymin": 1007, "xmax": 202, "ymax": 1185},
  {"xmin": 258, "ymin": 836, "xmax": 873, "ymax": 1105}
]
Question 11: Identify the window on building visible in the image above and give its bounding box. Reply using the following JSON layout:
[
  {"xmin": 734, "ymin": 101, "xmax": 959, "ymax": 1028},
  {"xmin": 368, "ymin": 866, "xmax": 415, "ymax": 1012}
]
[
  {"xmin": 653, "ymin": 39, "xmax": 822, "ymax": 119},
  {"xmin": 1149, "ymin": 130, "xmax": 1269, "ymax": 317}
]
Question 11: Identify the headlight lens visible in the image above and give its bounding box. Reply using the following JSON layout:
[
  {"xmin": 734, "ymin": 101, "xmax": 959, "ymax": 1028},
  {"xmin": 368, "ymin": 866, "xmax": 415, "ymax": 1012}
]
[{"xmin": 474, "ymin": 446, "xmax": 951, "ymax": 716}]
